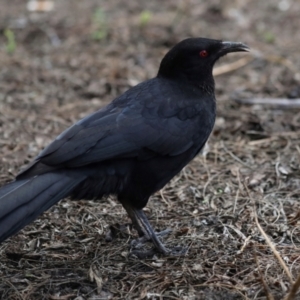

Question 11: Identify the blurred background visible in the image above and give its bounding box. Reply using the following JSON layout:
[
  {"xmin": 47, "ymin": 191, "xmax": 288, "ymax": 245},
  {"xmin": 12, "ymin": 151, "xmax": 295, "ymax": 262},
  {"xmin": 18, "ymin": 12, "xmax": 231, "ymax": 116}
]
[{"xmin": 0, "ymin": 1, "xmax": 300, "ymax": 299}]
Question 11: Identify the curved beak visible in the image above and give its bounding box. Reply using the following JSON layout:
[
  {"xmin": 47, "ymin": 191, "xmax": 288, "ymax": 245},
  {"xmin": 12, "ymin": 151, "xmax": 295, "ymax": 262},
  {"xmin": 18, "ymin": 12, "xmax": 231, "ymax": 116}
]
[{"xmin": 220, "ymin": 41, "xmax": 250, "ymax": 54}]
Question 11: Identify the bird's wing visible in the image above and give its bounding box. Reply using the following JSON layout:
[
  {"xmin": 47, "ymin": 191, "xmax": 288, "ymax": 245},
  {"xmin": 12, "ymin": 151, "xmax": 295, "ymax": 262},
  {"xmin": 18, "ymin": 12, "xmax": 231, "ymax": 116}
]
[
  {"xmin": 34, "ymin": 105, "xmax": 198, "ymax": 168},
  {"xmin": 36, "ymin": 105, "xmax": 137, "ymax": 166},
  {"xmin": 26, "ymin": 81, "xmax": 213, "ymax": 169}
]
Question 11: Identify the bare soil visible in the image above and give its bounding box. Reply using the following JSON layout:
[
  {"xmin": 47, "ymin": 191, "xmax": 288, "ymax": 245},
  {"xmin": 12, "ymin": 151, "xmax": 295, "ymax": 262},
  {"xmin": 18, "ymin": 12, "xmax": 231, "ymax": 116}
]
[{"xmin": 0, "ymin": 1, "xmax": 300, "ymax": 299}]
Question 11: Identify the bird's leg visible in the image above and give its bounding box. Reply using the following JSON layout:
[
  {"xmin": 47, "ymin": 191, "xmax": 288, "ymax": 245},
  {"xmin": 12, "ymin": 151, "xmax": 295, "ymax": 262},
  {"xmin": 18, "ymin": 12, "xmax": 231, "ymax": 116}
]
[{"xmin": 122, "ymin": 203, "xmax": 170, "ymax": 255}]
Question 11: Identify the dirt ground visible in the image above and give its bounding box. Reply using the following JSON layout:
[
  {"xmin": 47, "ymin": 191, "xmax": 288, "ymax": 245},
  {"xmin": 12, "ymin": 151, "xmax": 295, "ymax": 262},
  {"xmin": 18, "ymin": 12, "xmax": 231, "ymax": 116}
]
[{"xmin": 0, "ymin": 0, "xmax": 300, "ymax": 299}]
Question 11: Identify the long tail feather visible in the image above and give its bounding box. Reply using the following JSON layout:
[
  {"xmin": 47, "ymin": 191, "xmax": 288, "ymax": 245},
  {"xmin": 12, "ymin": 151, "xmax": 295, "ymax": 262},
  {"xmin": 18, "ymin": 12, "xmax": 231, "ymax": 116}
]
[{"xmin": 0, "ymin": 172, "xmax": 85, "ymax": 243}]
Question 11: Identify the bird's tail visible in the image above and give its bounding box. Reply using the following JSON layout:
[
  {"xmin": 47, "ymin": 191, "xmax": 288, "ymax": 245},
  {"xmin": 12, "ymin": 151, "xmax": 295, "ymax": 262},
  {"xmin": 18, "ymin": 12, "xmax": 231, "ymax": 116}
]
[{"xmin": 0, "ymin": 172, "xmax": 85, "ymax": 243}]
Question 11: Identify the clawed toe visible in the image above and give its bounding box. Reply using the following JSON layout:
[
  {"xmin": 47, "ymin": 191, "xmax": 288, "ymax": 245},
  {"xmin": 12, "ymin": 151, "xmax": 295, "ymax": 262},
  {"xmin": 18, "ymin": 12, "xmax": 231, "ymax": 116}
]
[{"xmin": 130, "ymin": 228, "xmax": 172, "ymax": 248}]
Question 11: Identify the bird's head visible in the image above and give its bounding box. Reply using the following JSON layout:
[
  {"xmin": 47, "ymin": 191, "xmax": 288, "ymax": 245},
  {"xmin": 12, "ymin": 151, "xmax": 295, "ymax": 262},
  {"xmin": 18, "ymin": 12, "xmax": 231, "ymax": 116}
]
[{"xmin": 158, "ymin": 37, "xmax": 250, "ymax": 89}]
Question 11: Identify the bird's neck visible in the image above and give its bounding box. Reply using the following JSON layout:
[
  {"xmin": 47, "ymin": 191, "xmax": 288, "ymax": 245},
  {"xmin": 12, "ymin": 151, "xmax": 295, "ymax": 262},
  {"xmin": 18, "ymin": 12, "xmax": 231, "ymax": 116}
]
[
  {"xmin": 197, "ymin": 80, "xmax": 215, "ymax": 96},
  {"xmin": 158, "ymin": 71, "xmax": 215, "ymax": 97}
]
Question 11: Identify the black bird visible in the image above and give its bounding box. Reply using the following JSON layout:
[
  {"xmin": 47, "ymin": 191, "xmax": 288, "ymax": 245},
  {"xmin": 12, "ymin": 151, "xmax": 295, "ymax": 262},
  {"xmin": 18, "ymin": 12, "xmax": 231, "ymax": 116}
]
[{"xmin": 0, "ymin": 38, "xmax": 249, "ymax": 255}]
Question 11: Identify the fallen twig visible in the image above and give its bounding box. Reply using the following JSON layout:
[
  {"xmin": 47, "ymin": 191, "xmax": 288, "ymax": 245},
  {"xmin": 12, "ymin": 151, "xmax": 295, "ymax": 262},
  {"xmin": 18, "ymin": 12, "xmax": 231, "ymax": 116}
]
[
  {"xmin": 244, "ymin": 183, "xmax": 294, "ymax": 284},
  {"xmin": 284, "ymin": 273, "xmax": 300, "ymax": 300},
  {"xmin": 255, "ymin": 252, "xmax": 275, "ymax": 300},
  {"xmin": 213, "ymin": 56, "xmax": 254, "ymax": 76},
  {"xmin": 235, "ymin": 98, "xmax": 300, "ymax": 108}
]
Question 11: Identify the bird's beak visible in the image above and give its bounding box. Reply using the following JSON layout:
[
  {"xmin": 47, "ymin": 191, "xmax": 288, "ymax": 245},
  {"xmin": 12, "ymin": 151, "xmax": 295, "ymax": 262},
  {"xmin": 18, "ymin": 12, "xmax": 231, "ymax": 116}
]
[{"xmin": 220, "ymin": 41, "xmax": 250, "ymax": 54}]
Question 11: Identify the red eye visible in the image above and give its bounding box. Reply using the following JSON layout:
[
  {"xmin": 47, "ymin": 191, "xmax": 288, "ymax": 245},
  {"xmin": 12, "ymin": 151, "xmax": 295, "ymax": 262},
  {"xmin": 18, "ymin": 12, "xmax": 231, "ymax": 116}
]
[{"xmin": 199, "ymin": 50, "xmax": 208, "ymax": 57}]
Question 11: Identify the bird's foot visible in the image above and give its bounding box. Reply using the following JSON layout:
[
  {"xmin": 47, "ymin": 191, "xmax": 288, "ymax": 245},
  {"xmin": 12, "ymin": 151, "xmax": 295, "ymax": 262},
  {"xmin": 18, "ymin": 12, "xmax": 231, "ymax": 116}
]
[
  {"xmin": 130, "ymin": 228, "xmax": 179, "ymax": 258},
  {"xmin": 130, "ymin": 229, "xmax": 188, "ymax": 258},
  {"xmin": 130, "ymin": 228, "xmax": 172, "ymax": 248},
  {"xmin": 122, "ymin": 204, "xmax": 188, "ymax": 258}
]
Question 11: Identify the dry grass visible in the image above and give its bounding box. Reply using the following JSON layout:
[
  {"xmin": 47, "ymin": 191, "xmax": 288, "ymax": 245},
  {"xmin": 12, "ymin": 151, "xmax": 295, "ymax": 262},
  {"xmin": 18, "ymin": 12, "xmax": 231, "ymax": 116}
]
[{"xmin": 1, "ymin": 0, "xmax": 300, "ymax": 299}]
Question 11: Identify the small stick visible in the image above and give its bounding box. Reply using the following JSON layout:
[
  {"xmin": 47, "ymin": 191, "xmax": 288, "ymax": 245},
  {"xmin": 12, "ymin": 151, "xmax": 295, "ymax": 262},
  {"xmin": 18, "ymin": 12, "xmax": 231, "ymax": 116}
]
[
  {"xmin": 235, "ymin": 98, "xmax": 300, "ymax": 108},
  {"xmin": 213, "ymin": 56, "xmax": 254, "ymax": 76},
  {"xmin": 244, "ymin": 183, "xmax": 294, "ymax": 284},
  {"xmin": 254, "ymin": 215, "xmax": 294, "ymax": 283},
  {"xmin": 254, "ymin": 252, "xmax": 275, "ymax": 300},
  {"xmin": 284, "ymin": 273, "xmax": 300, "ymax": 300}
]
